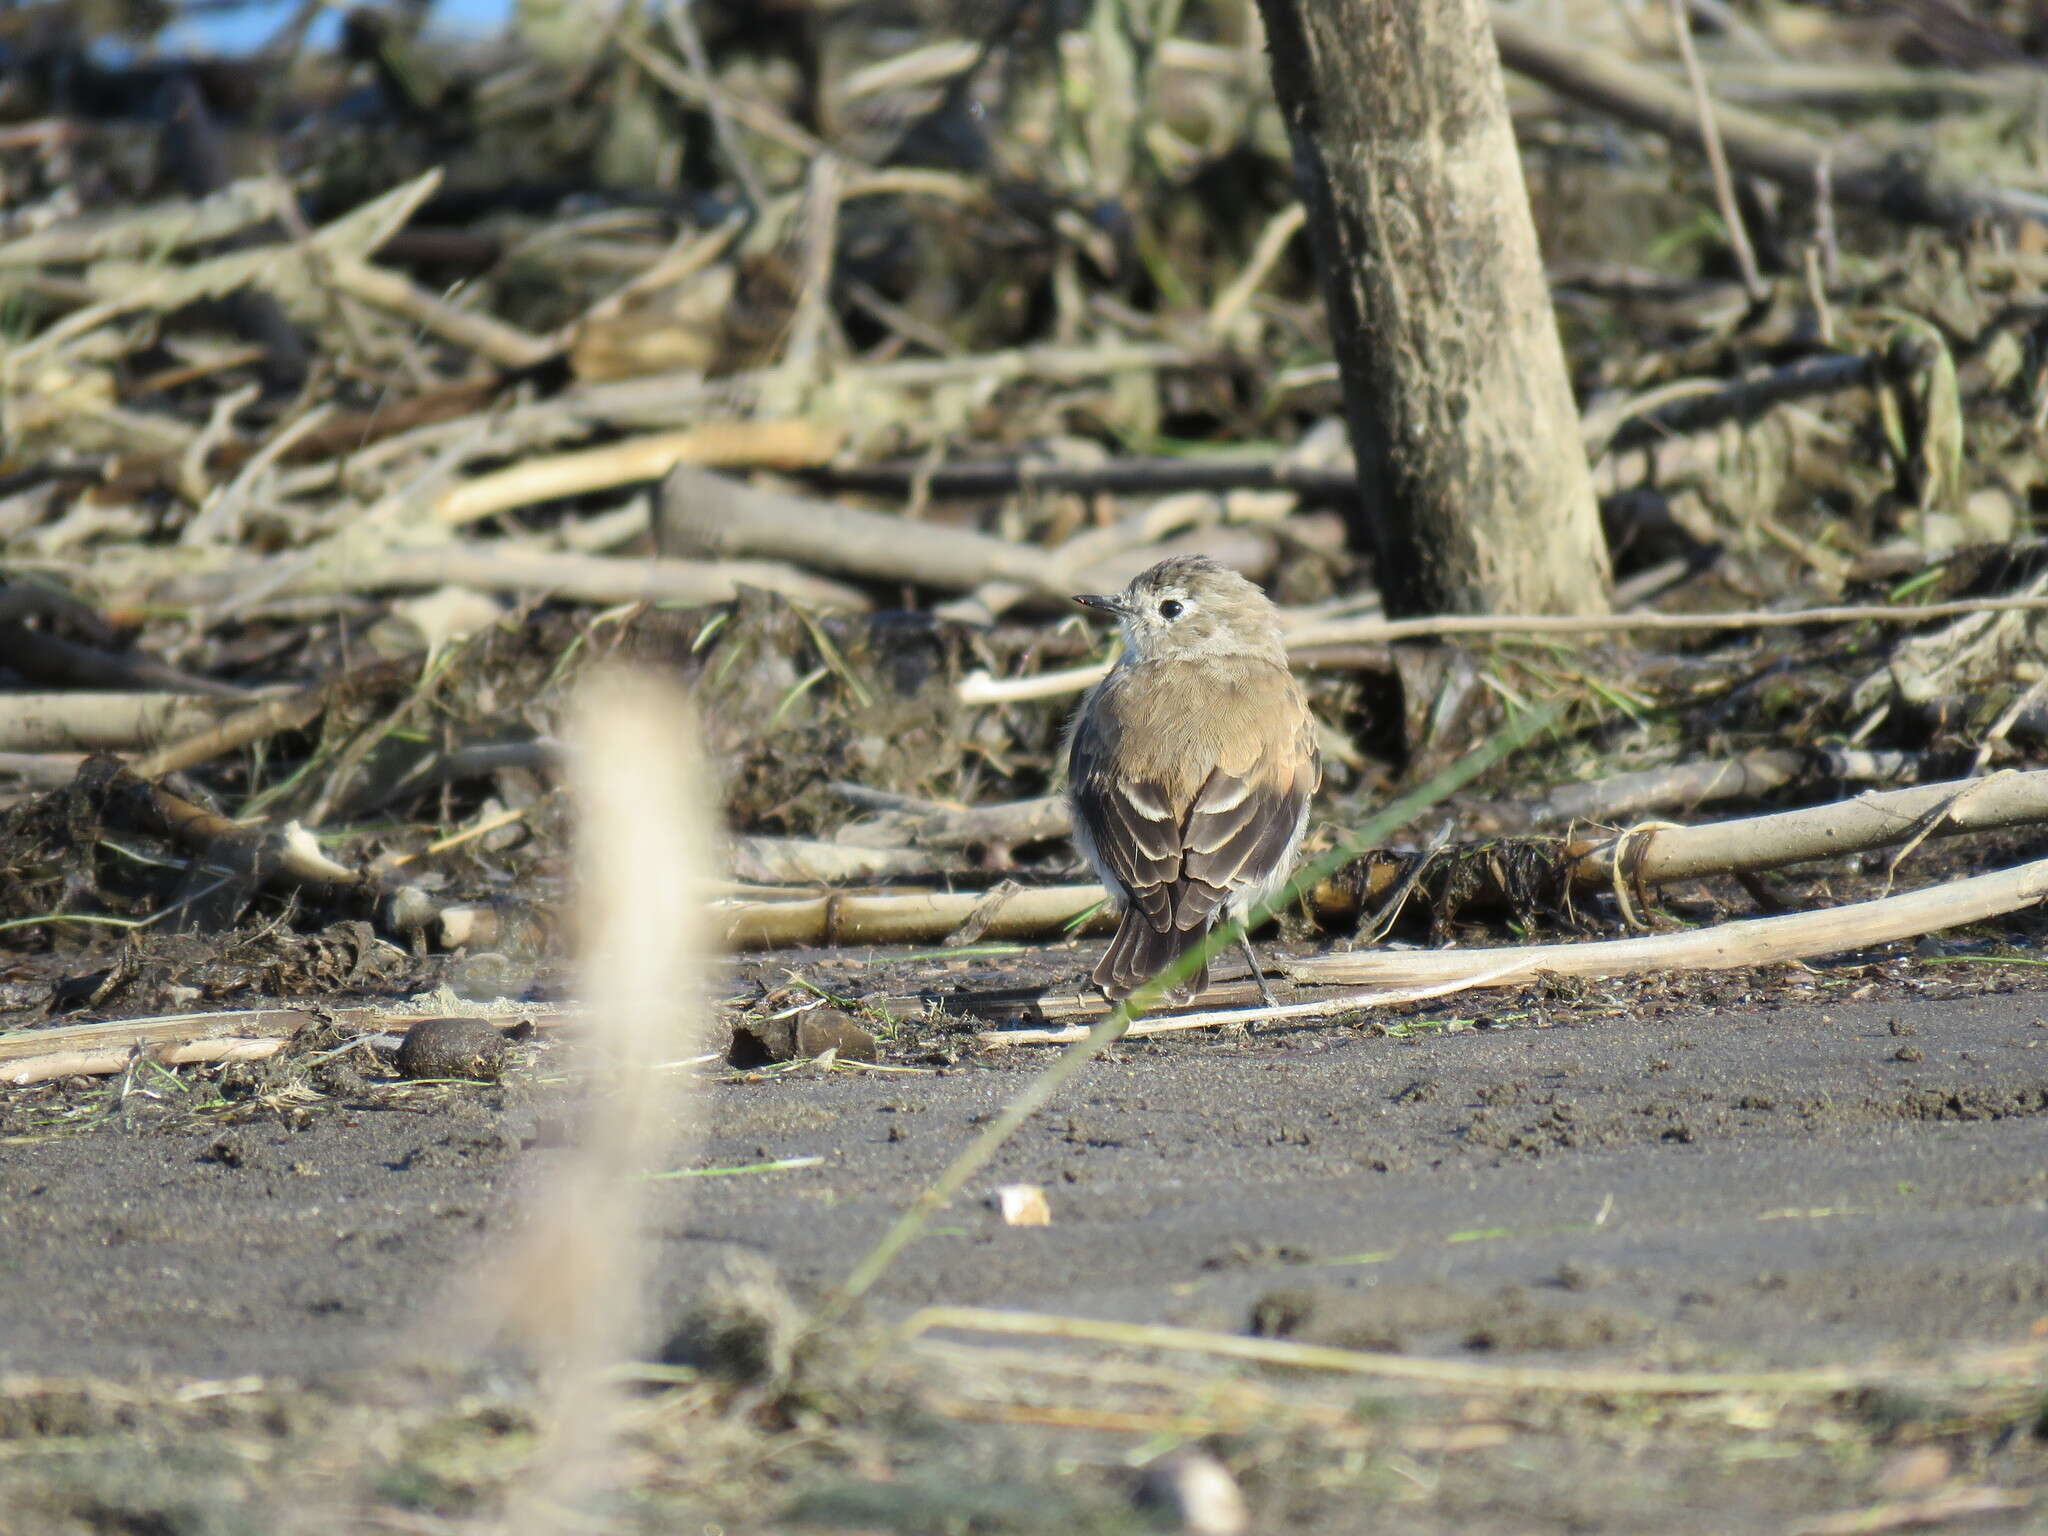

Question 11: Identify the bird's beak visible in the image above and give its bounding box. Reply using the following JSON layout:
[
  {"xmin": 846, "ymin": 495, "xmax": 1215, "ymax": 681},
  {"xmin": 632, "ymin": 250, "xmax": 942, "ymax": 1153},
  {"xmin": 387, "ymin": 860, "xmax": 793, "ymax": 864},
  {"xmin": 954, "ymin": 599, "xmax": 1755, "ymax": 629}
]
[{"xmin": 1073, "ymin": 593, "xmax": 1123, "ymax": 617}]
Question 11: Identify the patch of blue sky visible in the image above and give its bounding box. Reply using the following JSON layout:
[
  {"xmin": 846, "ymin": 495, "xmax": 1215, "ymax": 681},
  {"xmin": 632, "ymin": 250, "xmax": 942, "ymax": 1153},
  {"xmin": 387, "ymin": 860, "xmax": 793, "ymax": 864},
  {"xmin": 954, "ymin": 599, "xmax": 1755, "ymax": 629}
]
[{"xmin": 161, "ymin": 0, "xmax": 515, "ymax": 56}]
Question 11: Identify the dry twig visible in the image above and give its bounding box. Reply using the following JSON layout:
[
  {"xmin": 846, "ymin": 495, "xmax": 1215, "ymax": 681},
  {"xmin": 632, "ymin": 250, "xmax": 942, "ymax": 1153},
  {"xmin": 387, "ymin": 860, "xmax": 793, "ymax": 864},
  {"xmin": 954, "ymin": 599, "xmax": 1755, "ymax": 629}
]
[
  {"xmin": 904, "ymin": 1308, "xmax": 2048, "ymax": 1396},
  {"xmin": 961, "ymin": 595, "xmax": 2048, "ymax": 705}
]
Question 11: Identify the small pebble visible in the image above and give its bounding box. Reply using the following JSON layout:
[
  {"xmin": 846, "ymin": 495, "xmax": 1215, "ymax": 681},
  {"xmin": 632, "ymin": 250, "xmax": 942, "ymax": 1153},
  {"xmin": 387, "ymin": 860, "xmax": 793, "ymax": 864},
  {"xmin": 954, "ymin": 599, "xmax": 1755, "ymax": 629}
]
[{"xmin": 992, "ymin": 1184, "xmax": 1051, "ymax": 1226}]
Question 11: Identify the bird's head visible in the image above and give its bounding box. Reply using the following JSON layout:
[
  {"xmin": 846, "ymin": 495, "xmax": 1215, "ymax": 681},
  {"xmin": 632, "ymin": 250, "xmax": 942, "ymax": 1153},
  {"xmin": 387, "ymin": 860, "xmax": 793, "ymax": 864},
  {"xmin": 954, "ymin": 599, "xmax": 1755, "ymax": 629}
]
[{"xmin": 1074, "ymin": 555, "xmax": 1286, "ymax": 664}]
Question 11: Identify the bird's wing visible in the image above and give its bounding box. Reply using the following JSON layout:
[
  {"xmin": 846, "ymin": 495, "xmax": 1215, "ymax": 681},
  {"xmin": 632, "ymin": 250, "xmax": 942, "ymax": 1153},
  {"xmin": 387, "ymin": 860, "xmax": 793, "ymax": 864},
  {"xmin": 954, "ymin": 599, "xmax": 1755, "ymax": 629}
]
[
  {"xmin": 1174, "ymin": 717, "xmax": 1320, "ymax": 929},
  {"xmin": 1070, "ymin": 743, "xmax": 1184, "ymax": 932},
  {"xmin": 1072, "ymin": 665, "xmax": 1320, "ymax": 937}
]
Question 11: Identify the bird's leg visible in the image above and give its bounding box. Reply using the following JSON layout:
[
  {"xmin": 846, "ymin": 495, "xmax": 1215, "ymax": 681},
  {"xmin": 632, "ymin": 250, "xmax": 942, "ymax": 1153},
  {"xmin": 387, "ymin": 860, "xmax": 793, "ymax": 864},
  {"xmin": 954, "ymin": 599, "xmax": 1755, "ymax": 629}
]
[{"xmin": 1234, "ymin": 926, "xmax": 1280, "ymax": 1012}]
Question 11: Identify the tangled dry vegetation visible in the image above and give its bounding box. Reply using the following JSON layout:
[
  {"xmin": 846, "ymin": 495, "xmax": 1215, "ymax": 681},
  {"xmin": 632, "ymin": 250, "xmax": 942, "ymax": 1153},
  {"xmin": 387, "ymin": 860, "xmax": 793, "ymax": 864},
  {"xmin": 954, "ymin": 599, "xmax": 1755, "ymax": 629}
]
[
  {"xmin": 7, "ymin": 0, "xmax": 2048, "ymax": 1528},
  {"xmin": 4, "ymin": 0, "xmax": 2048, "ymax": 1061}
]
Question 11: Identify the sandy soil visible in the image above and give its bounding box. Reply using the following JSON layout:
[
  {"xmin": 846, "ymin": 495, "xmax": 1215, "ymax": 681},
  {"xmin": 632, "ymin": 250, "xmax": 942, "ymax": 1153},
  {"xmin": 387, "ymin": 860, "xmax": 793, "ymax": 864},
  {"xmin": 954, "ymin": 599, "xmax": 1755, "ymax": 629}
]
[{"xmin": 2, "ymin": 946, "xmax": 2046, "ymax": 1531}]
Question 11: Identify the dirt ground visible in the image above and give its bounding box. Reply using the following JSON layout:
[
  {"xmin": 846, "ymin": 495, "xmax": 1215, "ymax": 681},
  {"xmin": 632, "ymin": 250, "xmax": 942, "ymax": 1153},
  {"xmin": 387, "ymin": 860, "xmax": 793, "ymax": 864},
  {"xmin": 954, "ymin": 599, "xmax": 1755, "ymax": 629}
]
[
  {"xmin": 1, "ymin": 939, "xmax": 2045, "ymax": 1533},
  {"xmin": 13, "ymin": 0, "xmax": 2048, "ymax": 1527}
]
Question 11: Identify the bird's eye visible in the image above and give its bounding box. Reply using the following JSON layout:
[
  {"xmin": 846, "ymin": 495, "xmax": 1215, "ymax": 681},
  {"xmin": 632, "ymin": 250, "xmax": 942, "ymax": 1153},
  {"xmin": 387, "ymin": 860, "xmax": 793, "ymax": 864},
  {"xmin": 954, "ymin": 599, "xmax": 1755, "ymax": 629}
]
[{"xmin": 1157, "ymin": 599, "xmax": 1183, "ymax": 620}]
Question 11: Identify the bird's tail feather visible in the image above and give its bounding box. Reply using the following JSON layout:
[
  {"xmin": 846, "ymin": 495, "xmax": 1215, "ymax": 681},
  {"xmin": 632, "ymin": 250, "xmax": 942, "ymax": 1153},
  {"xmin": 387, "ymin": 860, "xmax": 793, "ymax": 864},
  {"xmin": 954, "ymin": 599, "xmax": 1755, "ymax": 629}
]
[{"xmin": 1093, "ymin": 913, "xmax": 1208, "ymax": 1004}]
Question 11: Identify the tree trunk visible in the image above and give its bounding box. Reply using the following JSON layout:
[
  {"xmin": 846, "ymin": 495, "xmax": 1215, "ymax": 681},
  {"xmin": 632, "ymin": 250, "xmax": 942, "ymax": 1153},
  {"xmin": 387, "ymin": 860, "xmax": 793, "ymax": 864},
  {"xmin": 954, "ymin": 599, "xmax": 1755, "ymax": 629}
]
[{"xmin": 1256, "ymin": 0, "xmax": 1610, "ymax": 618}]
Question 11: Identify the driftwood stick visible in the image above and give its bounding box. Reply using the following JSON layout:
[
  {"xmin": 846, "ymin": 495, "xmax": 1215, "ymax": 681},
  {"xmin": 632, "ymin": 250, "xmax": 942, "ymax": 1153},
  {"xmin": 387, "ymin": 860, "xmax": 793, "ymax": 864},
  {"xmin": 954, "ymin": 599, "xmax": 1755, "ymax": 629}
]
[
  {"xmin": 980, "ymin": 962, "xmax": 1531, "ymax": 1045},
  {"xmin": 3, "ymin": 1037, "xmax": 286, "ymax": 1086},
  {"xmin": 1293, "ymin": 850, "xmax": 2048, "ymax": 988},
  {"xmin": 323, "ymin": 256, "xmax": 557, "ymax": 370},
  {"xmin": 1312, "ymin": 769, "xmax": 2048, "ymax": 917},
  {"xmin": 1593, "ymin": 353, "xmax": 1879, "ymax": 456},
  {"xmin": 724, "ymin": 772, "xmax": 2048, "ymax": 954},
  {"xmin": 128, "ymin": 685, "xmax": 326, "ymax": 780},
  {"xmin": 1072, "ymin": 525, "xmax": 1286, "ymax": 600},
  {"xmin": 1691, "ymin": 62, "xmax": 2045, "ymax": 112},
  {"xmin": 730, "ymin": 836, "xmax": 959, "ymax": 885},
  {"xmin": 1604, "ymin": 768, "xmax": 2048, "ymax": 887},
  {"xmin": 903, "ymin": 1307, "xmax": 2048, "ymax": 1395},
  {"xmin": 0, "ymin": 1006, "xmax": 546, "ymax": 1083},
  {"xmin": 0, "ymin": 694, "xmax": 243, "ymax": 753},
  {"xmin": 0, "ymin": 1007, "xmax": 320, "ymax": 1065},
  {"xmin": 0, "ymin": 178, "xmax": 292, "ymax": 268},
  {"xmin": 0, "ymin": 752, "xmax": 85, "ymax": 787},
  {"xmin": 353, "ymin": 740, "xmax": 561, "ymax": 815},
  {"xmin": 1279, "ymin": 596, "xmax": 2048, "ymax": 648},
  {"xmin": 433, "ymin": 421, "xmax": 845, "ymax": 527},
  {"xmin": 809, "ymin": 349, "xmax": 1881, "ymax": 511},
  {"xmin": 935, "ymin": 504, "xmax": 1312, "ymax": 627},
  {"xmin": 830, "ymin": 786, "xmax": 1068, "ymax": 851},
  {"xmin": 1528, "ymin": 747, "xmax": 1917, "ymax": 826},
  {"xmin": 961, "ymin": 595, "xmax": 2048, "ymax": 705},
  {"xmin": 159, "ymin": 546, "xmax": 871, "ymax": 612},
  {"xmin": 129, "ymin": 661, "xmax": 412, "ymax": 779},
  {"xmin": 1666, "ymin": 0, "xmax": 1764, "ymax": 300},
  {"xmin": 0, "ymin": 1007, "xmax": 549, "ymax": 1068},
  {"xmin": 657, "ymin": 464, "xmax": 1073, "ymax": 597},
  {"xmin": 839, "ymin": 749, "xmax": 1922, "ymax": 871},
  {"xmin": 723, "ymin": 883, "xmax": 1111, "ymax": 949},
  {"xmin": 976, "ymin": 847, "xmax": 2048, "ymax": 1028},
  {"xmin": 1491, "ymin": 9, "xmax": 2048, "ymax": 227}
]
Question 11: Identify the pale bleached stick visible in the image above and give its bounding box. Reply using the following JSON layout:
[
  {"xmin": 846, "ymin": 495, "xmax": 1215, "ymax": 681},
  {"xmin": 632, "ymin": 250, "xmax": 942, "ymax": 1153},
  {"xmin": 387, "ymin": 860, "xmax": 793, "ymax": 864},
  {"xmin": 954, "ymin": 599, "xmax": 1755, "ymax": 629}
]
[
  {"xmin": 968, "ymin": 833, "xmax": 2048, "ymax": 1027},
  {"xmin": 245, "ymin": 545, "xmax": 871, "ymax": 612},
  {"xmin": 325, "ymin": 255, "xmax": 557, "ymax": 370},
  {"xmin": 129, "ymin": 677, "xmax": 340, "ymax": 778},
  {"xmin": 1668, "ymin": 0, "xmax": 1765, "ymax": 300},
  {"xmin": 722, "ymin": 882, "xmax": 1111, "ymax": 949},
  {"xmin": 829, "ymin": 787, "xmax": 1067, "ymax": 851},
  {"xmin": 1290, "ymin": 851, "xmax": 2048, "ymax": 989},
  {"xmin": 0, "ymin": 751, "xmax": 84, "ymax": 787},
  {"xmin": 0, "ymin": 1007, "xmax": 558, "ymax": 1082},
  {"xmin": 902, "ymin": 1309, "xmax": 2048, "ymax": 1397},
  {"xmin": 981, "ymin": 959, "xmax": 1531, "ymax": 1045},
  {"xmin": 726, "ymin": 769, "xmax": 2048, "ymax": 949},
  {"xmin": 0, "ymin": 1005, "xmax": 408, "ymax": 1066},
  {"xmin": 960, "ymin": 595, "xmax": 2048, "ymax": 706},
  {"xmin": 16, "ymin": 169, "xmax": 443, "ymax": 365},
  {"xmin": 731, "ymin": 834, "xmax": 954, "ymax": 884},
  {"xmin": 0, "ymin": 177, "xmax": 292, "ymax": 268},
  {"xmin": 1608, "ymin": 767, "xmax": 2048, "ymax": 886},
  {"xmin": 1208, "ymin": 202, "xmax": 1308, "ymax": 337},
  {"xmin": 0, "ymin": 693, "xmax": 242, "ymax": 753},
  {"xmin": 434, "ymin": 420, "xmax": 845, "ymax": 527},
  {"xmin": 1528, "ymin": 746, "xmax": 1912, "ymax": 826},
  {"xmin": 2, "ymin": 1036, "xmax": 284, "ymax": 1087},
  {"xmin": 659, "ymin": 463, "xmax": 1074, "ymax": 597},
  {"xmin": 1491, "ymin": 10, "xmax": 2048, "ymax": 225},
  {"xmin": 961, "ymin": 661, "xmax": 1113, "ymax": 705}
]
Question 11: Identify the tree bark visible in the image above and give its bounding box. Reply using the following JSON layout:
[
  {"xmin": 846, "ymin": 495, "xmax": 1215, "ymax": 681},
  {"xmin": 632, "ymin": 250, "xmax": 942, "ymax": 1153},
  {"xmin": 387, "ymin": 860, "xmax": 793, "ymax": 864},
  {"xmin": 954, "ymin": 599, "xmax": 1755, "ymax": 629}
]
[{"xmin": 1256, "ymin": 0, "xmax": 1610, "ymax": 617}]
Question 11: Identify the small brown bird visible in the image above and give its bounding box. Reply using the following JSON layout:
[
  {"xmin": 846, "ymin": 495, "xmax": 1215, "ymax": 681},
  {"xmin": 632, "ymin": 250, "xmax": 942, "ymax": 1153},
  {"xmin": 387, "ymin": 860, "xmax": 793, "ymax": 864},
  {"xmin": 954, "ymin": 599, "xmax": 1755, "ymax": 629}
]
[{"xmin": 1065, "ymin": 556, "xmax": 1321, "ymax": 1007}]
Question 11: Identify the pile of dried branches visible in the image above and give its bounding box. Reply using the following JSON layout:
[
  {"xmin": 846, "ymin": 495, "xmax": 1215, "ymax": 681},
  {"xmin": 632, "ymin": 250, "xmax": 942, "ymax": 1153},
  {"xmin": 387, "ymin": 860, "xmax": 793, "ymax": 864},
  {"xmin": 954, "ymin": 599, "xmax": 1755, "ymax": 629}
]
[{"xmin": 4, "ymin": 0, "xmax": 2048, "ymax": 1031}]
